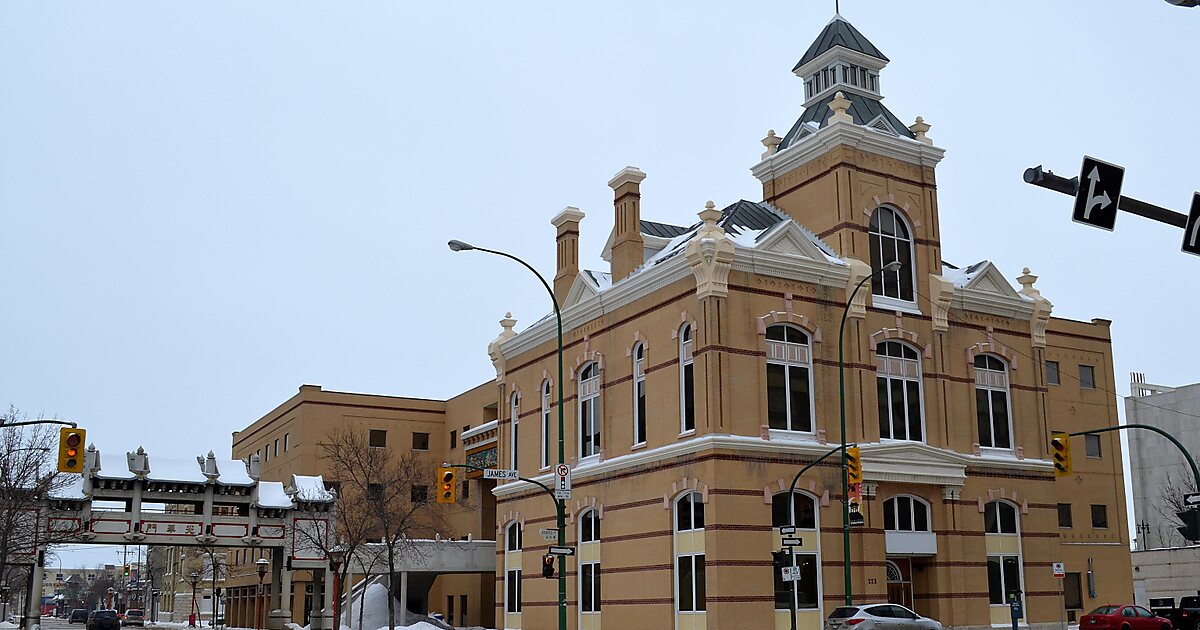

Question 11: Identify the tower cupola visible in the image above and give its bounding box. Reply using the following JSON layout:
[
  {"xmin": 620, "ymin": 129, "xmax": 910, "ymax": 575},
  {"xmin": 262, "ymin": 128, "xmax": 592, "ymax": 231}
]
[{"xmin": 793, "ymin": 14, "xmax": 888, "ymax": 106}]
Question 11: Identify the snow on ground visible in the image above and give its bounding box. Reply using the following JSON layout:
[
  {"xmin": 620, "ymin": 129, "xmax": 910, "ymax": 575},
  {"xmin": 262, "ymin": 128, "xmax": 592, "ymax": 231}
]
[{"xmin": 0, "ymin": 622, "xmax": 18, "ymax": 629}]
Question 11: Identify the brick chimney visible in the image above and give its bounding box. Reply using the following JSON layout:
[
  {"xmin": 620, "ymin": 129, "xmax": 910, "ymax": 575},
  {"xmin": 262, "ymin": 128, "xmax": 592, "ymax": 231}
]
[
  {"xmin": 608, "ymin": 166, "xmax": 647, "ymax": 282},
  {"xmin": 551, "ymin": 206, "xmax": 585, "ymax": 303}
]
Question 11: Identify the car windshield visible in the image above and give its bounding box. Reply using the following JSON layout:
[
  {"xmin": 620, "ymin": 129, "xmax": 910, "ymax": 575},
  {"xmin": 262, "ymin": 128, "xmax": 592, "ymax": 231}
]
[
  {"xmin": 1183, "ymin": 597, "xmax": 1200, "ymax": 608},
  {"xmin": 829, "ymin": 607, "xmax": 861, "ymax": 619},
  {"xmin": 1089, "ymin": 606, "xmax": 1120, "ymax": 615},
  {"xmin": 126, "ymin": 611, "xmax": 142, "ymax": 616}
]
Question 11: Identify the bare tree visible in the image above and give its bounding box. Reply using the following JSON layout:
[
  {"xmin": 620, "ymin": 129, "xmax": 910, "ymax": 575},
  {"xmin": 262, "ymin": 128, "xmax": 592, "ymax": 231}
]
[
  {"xmin": 1155, "ymin": 457, "xmax": 1199, "ymax": 548},
  {"xmin": 0, "ymin": 407, "xmax": 75, "ymax": 608},
  {"xmin": 83, "ymin": 568, "xmax": 117, "ymax": 610},
  {"xmin": 292, "ymin": 478, "xmax": 379, "ymax": 630},
  {"xmin": 318, "ymin": 429, "xmax": 449, "ymax": 629}
]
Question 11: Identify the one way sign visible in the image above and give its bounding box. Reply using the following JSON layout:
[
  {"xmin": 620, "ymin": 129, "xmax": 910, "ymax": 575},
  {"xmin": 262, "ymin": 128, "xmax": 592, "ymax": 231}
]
[
  {"xmin": 1073, "ymin": 156, "xmax": 1125, "ymax": 231},
  {"xmin": 1184, "ymin": 492, "xmax": 1200, "ymax": 507}
]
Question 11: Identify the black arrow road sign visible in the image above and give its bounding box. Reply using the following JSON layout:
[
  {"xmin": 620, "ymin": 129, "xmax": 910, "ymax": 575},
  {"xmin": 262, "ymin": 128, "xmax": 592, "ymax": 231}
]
[
  {"xmin": 1183, "ymin": 193, "xmax": 1200, "ymax": 257},
  {"xmin": 1073, "ymin": 156, "xmax": 1125, "ymax": 231},
  {"xmin": 1185, "ymin": 492, "xmax": 1200, "ymax": 507}
]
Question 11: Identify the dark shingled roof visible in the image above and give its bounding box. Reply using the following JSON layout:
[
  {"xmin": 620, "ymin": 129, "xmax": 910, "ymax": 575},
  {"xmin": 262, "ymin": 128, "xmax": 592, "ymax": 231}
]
[
  {"xmin": 793, "ymin": 15, "xmax": 888, "ymax": 71},
  {"xmin": 640, "ymin": 219, "xmax": 690, "ymax": 239},
  {"xmin": 718, "ymin": 199, "xmax": 788, "ymax": 232},
  {"xmin": 777, "ymin": 91, "xmax": 914, "ymax": 150}
]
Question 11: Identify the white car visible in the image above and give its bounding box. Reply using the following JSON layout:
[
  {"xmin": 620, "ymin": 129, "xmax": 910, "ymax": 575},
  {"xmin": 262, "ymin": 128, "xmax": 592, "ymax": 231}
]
[{"xmin": 826, "ymin": 604, "xmax": 944, "ymax": 630}]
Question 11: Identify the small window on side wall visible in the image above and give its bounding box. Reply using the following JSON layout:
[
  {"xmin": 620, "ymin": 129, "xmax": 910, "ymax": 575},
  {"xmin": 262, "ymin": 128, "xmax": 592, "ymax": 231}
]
[
  {"xmin": 412, "ymin": 432, "xmax": 430, "ymax": 451},
  {"xmin": 1091, "ymin": 504, "xmax": 1108, "ymax": 529},
  {"xmin": 1045, "ymin": 360, "xmax": 1060, "ymax": 385},
  {"xmin": 369, "ymin": 429, "xmax": 386, "ymax": 448},
  {"xmin": 1085, "ymin": 434, "xmax": 1102, "ymax": 458},
  {"xmin": 1079, "ymin": 365, "xmax": 1096, "ymax": 389}
]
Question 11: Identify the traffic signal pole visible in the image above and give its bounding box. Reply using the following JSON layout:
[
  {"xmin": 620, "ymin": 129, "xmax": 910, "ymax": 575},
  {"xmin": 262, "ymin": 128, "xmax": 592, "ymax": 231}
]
[
  {"xmin": 784, "ymin": 445, "xmax": 843, "ymax": 630},
  {"xmin": 1024, "ymin": 166, "xmax": 1188, "ymax": 228},
  {"xmin": 1066, "ymin": 424, "xmax": 1200, "ymax": 490}
]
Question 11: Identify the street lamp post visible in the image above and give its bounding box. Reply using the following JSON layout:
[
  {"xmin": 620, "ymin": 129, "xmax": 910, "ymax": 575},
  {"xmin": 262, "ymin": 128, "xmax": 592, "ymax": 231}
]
[
  {"xmin": 254, "ymin": 559, "xmax": 268, "ymax": 630},
  {"xmin": 329, "ymin": 547, "xmax": 345, "ymax": 630},
  {"xmin": 1, "ymin": 584, "xmax": 10, "ymax": 623},
  {"xmin": 187, "ymin": 572, "xmax": 201, "ymax": 627},
  {"xmin": 448, "ymin": 239, "xmax": 567, "ymax": 630},
  {"xmin": 838, "ymin": 259, "xmax": 902, "ymax": 605}
]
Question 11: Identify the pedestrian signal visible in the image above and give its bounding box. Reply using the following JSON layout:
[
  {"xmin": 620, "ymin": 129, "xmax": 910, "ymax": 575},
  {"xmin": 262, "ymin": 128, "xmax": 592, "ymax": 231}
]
[
  {"xmin": 542, "ymin": 554, "xmax": 555, "ymax": 579},
  {"xmin": 437, "ymin": 467, "xmax": 457, "ymax": 504},
  {"xmin": 58, "ymin": 427, "xmax": 86, "ymax": 473},
  {"xmin": 1050, "ymin": 433, "xmax": 1072, "ymax": 478}
]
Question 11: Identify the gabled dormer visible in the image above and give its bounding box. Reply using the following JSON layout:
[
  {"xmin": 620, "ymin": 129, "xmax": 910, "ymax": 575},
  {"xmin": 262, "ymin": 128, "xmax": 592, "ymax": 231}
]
[{"xmin": 793, "ymin": 14, "xmax": 888, "ymax": 106}]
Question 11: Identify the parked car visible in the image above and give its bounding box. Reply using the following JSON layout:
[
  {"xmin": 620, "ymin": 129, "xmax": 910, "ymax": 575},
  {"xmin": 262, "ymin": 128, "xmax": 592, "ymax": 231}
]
[
  {"xmin": 826, "ymin": 604, "xmax": 944, "ymax": 630},
  {"xmin": 121, "ymin": 609, "xmax": 144, "ymax": 626},
  {"xmin": 1081, "ymin": 605, "xmax": 1173, "ymax": 630},
  {"xmin": 69, "ymin": 609, "xmax": 89, "ymax": 624},
  {"xmin": 87, "ymin": 609, "xmax": 120, "ymax": 630},
  {"xmin": 1151, "ymin": 597, "xmax": 1200, "ymax": 630}
]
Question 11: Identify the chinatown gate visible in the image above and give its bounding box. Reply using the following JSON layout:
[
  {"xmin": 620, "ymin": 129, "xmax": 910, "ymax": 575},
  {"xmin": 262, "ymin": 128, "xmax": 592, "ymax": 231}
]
[{"xmin": 19, "ymin": 445, "xmax": 336, "ymax": 630}]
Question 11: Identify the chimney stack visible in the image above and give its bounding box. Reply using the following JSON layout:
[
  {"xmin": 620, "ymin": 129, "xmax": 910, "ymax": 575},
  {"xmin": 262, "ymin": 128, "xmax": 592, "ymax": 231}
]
[
  {"xmin": 608, "ymin": 166, "xmax": 647, "ymax": 282},
  {"xmin": 552, "ymin": 206, "xmax": 585, "ymax": 303}
]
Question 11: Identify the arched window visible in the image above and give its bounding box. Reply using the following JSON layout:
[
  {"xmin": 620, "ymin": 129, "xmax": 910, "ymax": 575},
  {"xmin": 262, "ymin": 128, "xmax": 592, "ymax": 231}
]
[
  {"xmin": 771, "ymin": 491, "xmax": 821, "ymax": 611},
  {"xmin": 579, "ymin": 363, "xmax": 601, "ymax": 458},
  {"xmin": 540, "ymin": 380, "xmax": 551, "ymax": 469},
  {"xmin": 975, "ymin": 354, "xmax": 1012, "ymax": 449},
  {"xmin": 766, "ymin": 325, "xmax": 813, "ymax": 432},
  {"xmin": 680, "ymin": 325, "xmax": 695, "ymax": 433},
  {"xmin": 883, "ymin": 495, "xmax": 931, "ymax": 532},
  {"xmin": 876, "ymin": 341, "xmax": 924, "ymax": 442},
  {"xmin": 674, "ymin": 491, "xmax": 706, "ymax": 614},
  {"xmin": 510, "ymin": 391, "xmax": 520, "ymax": 470},
  {"xmin": 633, "ymin": 343, "xmax": 647, "ymax": 446},
  {"xmin": 984, "ymin": 501, "xmax": 1023, "ymax": 611},
  {"xmin": 579, "ymin": 509, "xmax": 601, "ymax": 615},
  {"xmin": 504, "ymin": 522, "xmax": 522, "ymax": 617},
  {"xmin": 869, "ymin": 206, "xmax": 915, "ymax": 302}
]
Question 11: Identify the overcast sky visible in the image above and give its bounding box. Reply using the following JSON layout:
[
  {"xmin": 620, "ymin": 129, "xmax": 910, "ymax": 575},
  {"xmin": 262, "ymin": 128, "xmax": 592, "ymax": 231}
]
[{"xmin": 3, "ymin": 2, "xmax": 1196, "ymax": 569}]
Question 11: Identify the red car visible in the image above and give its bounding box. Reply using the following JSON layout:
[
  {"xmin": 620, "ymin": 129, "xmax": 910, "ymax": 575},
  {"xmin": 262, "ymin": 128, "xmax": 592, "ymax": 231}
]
[{"xmin": 1082, "ymin": 605, "xmax": 1173, "ymax": 630}]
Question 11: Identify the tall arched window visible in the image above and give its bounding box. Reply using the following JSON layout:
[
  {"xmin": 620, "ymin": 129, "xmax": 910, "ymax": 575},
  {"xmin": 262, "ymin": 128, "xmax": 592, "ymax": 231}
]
[
  {"xmin": 771, "ymin": 492, "xmax": 820, "ymax": 611},
  {"xmin": 633, "ymin": 343, "xmax": 647, "ymax": 446},
  {"xmin": 579, "ymin": 363, "xmax": 601, "ymax": 458},
  {"xmin": 680, "ymin": 325, "xmax": 695, "ymax": 433},
  {"xmin": 869, "ymin": 206, "xmax": 915, "ymax": 302},
  {"xmin": 766, "ymin": 325, "xmax": 813, "ymax": 432},
  {"xmin": 674, "ymin": 492, "xmax": 705, "ymax": 614},
  {"xmin": 984, "ymin": 501, "xmax": 1023, "ymax": 614},
  {"xmin": 975, "ymin": 354, "xmax": 1013, "ymax": 449},
  {"xmin": 884, "ymin": 495, "xmax": 931, "ymax": 532},
  {"xmin": 504, "ymin": 522, "xmax": 522, "ymax": 619},
  {"xmin": 579, "ymin": 509, "xmax": 601, "ymax": 617},
  {"xmin": 540, "ymin": 380, "xmax": 551, "ymax": 469},
  {"xmin": 876, "ymin": 341, "xmax": 924, "ymax": 442},
  {"xmin": 510, "ymin": 391, "xmax": 520, "ymax": 470}
]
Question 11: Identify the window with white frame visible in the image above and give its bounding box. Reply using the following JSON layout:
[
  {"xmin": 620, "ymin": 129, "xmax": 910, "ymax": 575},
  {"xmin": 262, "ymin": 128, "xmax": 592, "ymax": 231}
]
[
  {"xmin": 680, "ymin": 325, "xmax": 695, "ymax": 433},
  {"xmin": 505, "ymin": 568, "xmax": 521, "ymax": 613},
  {"xmin": 883, "ymin": 495, "xmax": 931, "ymax": 532},
  {"xmin": 869, "ymin": 207, "xmax": 915, "ymax": 302},
  {"xmin": 675, "ymin": 491, "xmax": 706, "ymax": 613},
  {"xmin": 579, "ymin": 363, "xmax": 601, "ymax": 458},
  {"xmin": 579, "ymin": 509, "xmax": 601, "ymax": 614},
  {"xmin": 506, "ymin": 522, "xmax": 522, "ymax": 551},
  {"xmin": 540, "ymin": 380, "xmax": 551, "ymax": 469},
  {"xmin": 975, "ymin": 354, "xmax": 1013, "ymax": 449},
  {"xmin": 633, "ymin": 343, "xmax": 647, "ymax": 445},
  {"xmin": 876, "ymin": 341, "xmax": 924, "ymax": 441},
  {"xmin": 771, "ymin": 492, "xmax": 819, "ymax": 610},
  {"xmin": 677, "ymin": 553, "xmax": 706, "ymax": 613},
  {"xmin": 984, "ymin": 502, "xmax": 1023, "ymax": 608},
  {"xmin": 677, "ymin": 491, "xmax": 705, "ymax": 532},
  {"xmin": 504, "ymin": 521, "xmax": 522, "ymax": 615},
  {"xmin": 510, "ymin": 391, "xmax": 520, "ymax": 470},
  {"xmin": 766, "ymin": 325, "xmax": 813, "ymax": 432}
]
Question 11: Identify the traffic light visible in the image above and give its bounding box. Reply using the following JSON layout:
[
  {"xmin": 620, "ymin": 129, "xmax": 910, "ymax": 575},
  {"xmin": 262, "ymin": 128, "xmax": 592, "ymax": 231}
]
[
  {"xmin": 123, "ymin": 565, "xmax": 130, "ymax": 577},
  {"xmin": 771, "ymin": 550, "xmax": 789, "ymax": 570},
  {"xmin": 542, "ymin": 554, "xmax": 555, "ymax": 579},
  {"xmin": 845, "ymin": 447, "xmax": 862, "ymax": 484},
  {"xmin": 436, "ymin": 467, "xmax": 457, "ymax": 504},
  {"xmin": 57, "ymin": 427, "xmax": 86, "ymax": 473},
  {"xmin": 1050, "ymin": 433, "xmax": 1072, "ymax": 477},
  {"xmin": 1178, "ymin": 508, "xmax": 1200, "ymax": 543}
]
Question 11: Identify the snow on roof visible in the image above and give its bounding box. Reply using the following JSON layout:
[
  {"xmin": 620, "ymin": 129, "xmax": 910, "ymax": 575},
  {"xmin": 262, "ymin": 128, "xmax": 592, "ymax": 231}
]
[
  {"xmin": 145, "ymin": 457, "xmax": 208, "ymax": 484},
  {"xmin": 95, "ymin": 453, "xmax": 135, "ymax": 480},
  {"xmin": 942, "ymin": 260, "xmax": 988, "ymax": 288},
  {"xmin": 582, "ymin": 270, "xmax": 612, "ymax": 291},
  {"xmin": 257, "ymin": 481, "xmax": 293, "ymax": 509},
  {"xmin": 290, "ymin": 475, "xmax": 334, "ymax": 502},
  {"xmin": 215, "ymin": 459, "xmax": 254, "ymax": 486},
  {"xmin": 50, "ymin": 474, "xmax": 86, "ymax": 500}
]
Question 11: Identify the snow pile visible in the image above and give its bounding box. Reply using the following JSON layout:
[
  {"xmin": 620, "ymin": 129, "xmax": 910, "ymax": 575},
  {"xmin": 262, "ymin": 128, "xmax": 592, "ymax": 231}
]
[
  {"xmin": 0, "ymin": 622, "xmax": 18, "ymax": 629},
  {"xmin": 340, "ymin": 583, "xmax": 452, "ymax": 630}
]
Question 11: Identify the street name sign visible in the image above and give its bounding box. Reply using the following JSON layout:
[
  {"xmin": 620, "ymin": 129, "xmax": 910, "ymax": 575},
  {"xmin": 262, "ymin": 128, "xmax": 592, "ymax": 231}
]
[
  {"xmin": 555, "ymin": 463, "xmax": 572, "ymax": 500},
  {"xmin": 782, "ymin": 537, "xmax": 803, "ymax": 547},
  {"xmin": 1052, "ymin": 562, "xmax": 1065, "ymax": 579},
  {"xmin": 483, "ymin": 468, "xmax": 519, "ymax": 480},
  {"xmin": 1183, "ymin": 193, "xmax": 1200, "ymax": 257},
  {"xmin": 548, "ymin": 546, "xmax": 575, "ymax": 556},
  {"xmin": 539, "ymin": 528, "xmax": 558, "ymax": 541},
  {"xmin": 1184, "ymin": 492, "xmax": 1200, "ymax": 507},
  {"xmin": 781, "ymin": 566, "xmax": 801, "ymax": 582},
  {"xmin": 1072, "ymin": 156, "xmax": 1125, "ymax": 231},
  {"xmin": 779, "ymin": 526, "xmax": 797, "ymax": 535}
]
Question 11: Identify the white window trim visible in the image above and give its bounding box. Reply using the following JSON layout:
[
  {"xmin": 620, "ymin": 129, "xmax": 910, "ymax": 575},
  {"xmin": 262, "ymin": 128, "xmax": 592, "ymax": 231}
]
[
  {"xmin": 869, "ymin": 206, "xmax": 918, "ymax": 304},
  {"xmin": 633, "ymin": 343, "xmax": 647, "ymax": 447},
  {"xmin": 876, "ymin": 341, "xmax": 926, "ymax": 443},
  {"xmin": 510, "ymin": 392, "xmax": 520, "ymax": 471},
  {"xmin": 579, "ymin": 364, "xmax": 601, "ymax": 461},
  {"xmin": 540, "ymin": 380, "xmax": 551, "ymax": 471},
  {"xmin": 679, "ymin": 325, "xmax": 694, "ymax": 434},
  {"xmin": 765, "ymin": 325, "xmax": 816, "ymax": 434},
  {"xmin": 984, "ymin": 500, "xmax": 1025, "ymax": 617},
  {"xmin": 883, "ymin": 494, "xmax": 932, "ymax": 532},
  {"xmin": 975, "ymin": 355, "xmax": 1014, "ymax": 451},
  {"xmin": 579, "ymin": 509, "xmax": 601, "ymax": 617}
]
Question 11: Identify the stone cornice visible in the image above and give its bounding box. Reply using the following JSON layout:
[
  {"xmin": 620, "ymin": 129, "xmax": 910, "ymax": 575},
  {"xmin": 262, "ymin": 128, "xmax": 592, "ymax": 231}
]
[
  {"xmin": 751, "ymin": 119, "xmax": 946, "ymax": 184},
  {"xmin": 952, "ymin": 287, "xmax": 1037, "ymax": 321}
]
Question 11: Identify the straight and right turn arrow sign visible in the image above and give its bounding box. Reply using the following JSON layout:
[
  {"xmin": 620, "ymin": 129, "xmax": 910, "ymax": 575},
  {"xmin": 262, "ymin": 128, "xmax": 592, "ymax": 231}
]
[
  {"xmin": 1073, "ymin": 156, "xmax": 1125, "ymax": 231},
  {"xmin": 1183, "ymin": 193, "xmax": 1200, "ymax": 256}
]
